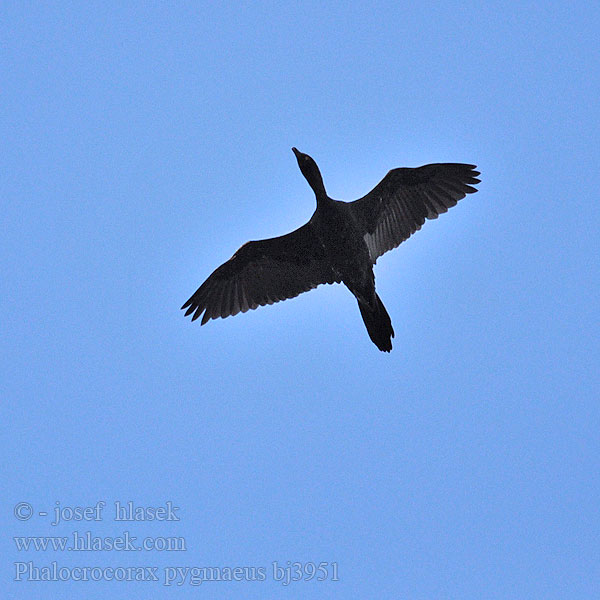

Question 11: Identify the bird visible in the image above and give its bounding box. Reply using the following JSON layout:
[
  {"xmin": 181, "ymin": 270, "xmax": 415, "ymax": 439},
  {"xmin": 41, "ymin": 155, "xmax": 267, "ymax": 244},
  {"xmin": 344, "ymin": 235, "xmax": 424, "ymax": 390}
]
[{"xmin": 182, "ymin": 148, "xmax": 480, "ymax": 352}]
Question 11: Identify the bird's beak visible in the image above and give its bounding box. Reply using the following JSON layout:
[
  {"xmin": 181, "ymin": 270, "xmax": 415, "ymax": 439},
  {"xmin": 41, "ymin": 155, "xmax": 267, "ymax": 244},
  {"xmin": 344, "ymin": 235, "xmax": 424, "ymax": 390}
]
[{"xmin": 291, "ymin": 147, "xmax": 299, "ymax": 157}]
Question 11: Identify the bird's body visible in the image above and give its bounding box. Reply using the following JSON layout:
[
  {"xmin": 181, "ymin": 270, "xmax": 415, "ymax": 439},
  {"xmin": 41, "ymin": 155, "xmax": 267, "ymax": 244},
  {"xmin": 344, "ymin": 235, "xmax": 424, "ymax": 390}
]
[
  {"xmin": 182, "ymin": 148, "xmax": 480, "ymax": 351},
  {"xmin": 309, "ymin": 199, "xmax": 371, "ymax": 287}
]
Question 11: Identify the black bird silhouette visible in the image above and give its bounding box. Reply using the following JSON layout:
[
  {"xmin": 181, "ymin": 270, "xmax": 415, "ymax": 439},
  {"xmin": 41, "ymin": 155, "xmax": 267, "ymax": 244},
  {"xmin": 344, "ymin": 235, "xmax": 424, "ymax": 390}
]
[{"xmin": 182, "ymin": 148, "xmax": 480, "ymax": 351}]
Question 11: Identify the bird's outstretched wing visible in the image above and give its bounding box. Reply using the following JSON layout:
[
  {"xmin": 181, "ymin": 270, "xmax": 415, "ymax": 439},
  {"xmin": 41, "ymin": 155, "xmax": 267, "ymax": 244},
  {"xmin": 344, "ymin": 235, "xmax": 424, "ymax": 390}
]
[
  {"xmin": 348, "ymin": 163, "xmax": 480, "ymax": 263},
  {"xmin": 182, "ymin": 222, "xmax": 340, "ymax": 324}
]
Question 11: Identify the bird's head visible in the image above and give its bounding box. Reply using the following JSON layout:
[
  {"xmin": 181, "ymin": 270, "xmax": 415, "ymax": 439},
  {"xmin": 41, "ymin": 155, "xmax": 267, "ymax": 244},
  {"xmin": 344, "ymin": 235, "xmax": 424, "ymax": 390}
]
[{"xmin": 292, "ymin": 147, "xmax": 326, "ymax": 196}]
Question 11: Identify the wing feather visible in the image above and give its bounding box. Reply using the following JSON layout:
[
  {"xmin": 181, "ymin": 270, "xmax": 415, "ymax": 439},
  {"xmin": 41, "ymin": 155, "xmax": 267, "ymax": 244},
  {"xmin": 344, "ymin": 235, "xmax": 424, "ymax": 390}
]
[
  {"xmin": 182, "ymin": 222, "xmax": 340, "ymax": 324},
  {"xmin": 348, "ymin": 163, "xmax": 480, "ymax": 262}
]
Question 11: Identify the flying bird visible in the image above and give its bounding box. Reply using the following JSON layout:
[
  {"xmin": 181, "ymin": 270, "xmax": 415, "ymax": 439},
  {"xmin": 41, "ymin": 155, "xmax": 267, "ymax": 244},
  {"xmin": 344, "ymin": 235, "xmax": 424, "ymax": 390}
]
[{"xmin": 182, "ymin": 148, "xmax": 480, "ymax": 351}]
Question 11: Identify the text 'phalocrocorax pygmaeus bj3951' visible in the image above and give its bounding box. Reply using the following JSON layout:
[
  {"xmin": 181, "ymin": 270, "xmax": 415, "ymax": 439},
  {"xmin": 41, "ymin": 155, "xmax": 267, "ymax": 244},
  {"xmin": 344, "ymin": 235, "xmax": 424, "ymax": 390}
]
[{"xmin": 182, "ymin": 148, "xmax": 480, "ymax": 352}]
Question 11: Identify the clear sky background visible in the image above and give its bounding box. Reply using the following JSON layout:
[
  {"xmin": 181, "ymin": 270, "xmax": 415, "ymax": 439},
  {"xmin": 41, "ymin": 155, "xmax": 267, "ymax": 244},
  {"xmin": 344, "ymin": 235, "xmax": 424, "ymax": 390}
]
[{"xmin": 2, "ymin": 2, "xmax": 599, "ymax": 598}]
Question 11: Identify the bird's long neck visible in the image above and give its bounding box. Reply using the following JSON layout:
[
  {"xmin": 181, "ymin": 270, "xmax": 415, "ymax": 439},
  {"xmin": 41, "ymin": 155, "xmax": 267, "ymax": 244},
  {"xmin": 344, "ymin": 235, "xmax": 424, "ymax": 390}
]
[{"xmin": 307, "ymin": 171, "xmax": 328, "ymax": 203}]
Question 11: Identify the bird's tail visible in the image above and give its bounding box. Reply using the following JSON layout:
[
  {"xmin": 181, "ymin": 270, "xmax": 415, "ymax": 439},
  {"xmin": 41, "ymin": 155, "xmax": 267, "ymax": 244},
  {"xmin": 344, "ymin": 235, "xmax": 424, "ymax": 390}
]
[{"xmin": 357, "ymin": 293, "xmax": 395, "ymax": 352}]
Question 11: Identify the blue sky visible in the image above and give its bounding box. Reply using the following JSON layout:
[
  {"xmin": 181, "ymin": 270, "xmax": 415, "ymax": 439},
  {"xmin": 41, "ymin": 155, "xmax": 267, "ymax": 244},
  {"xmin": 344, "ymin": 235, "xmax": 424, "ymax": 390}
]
[{"xmin": 2, "ymin": 2, "xmax": 599, "ymax": 598}]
